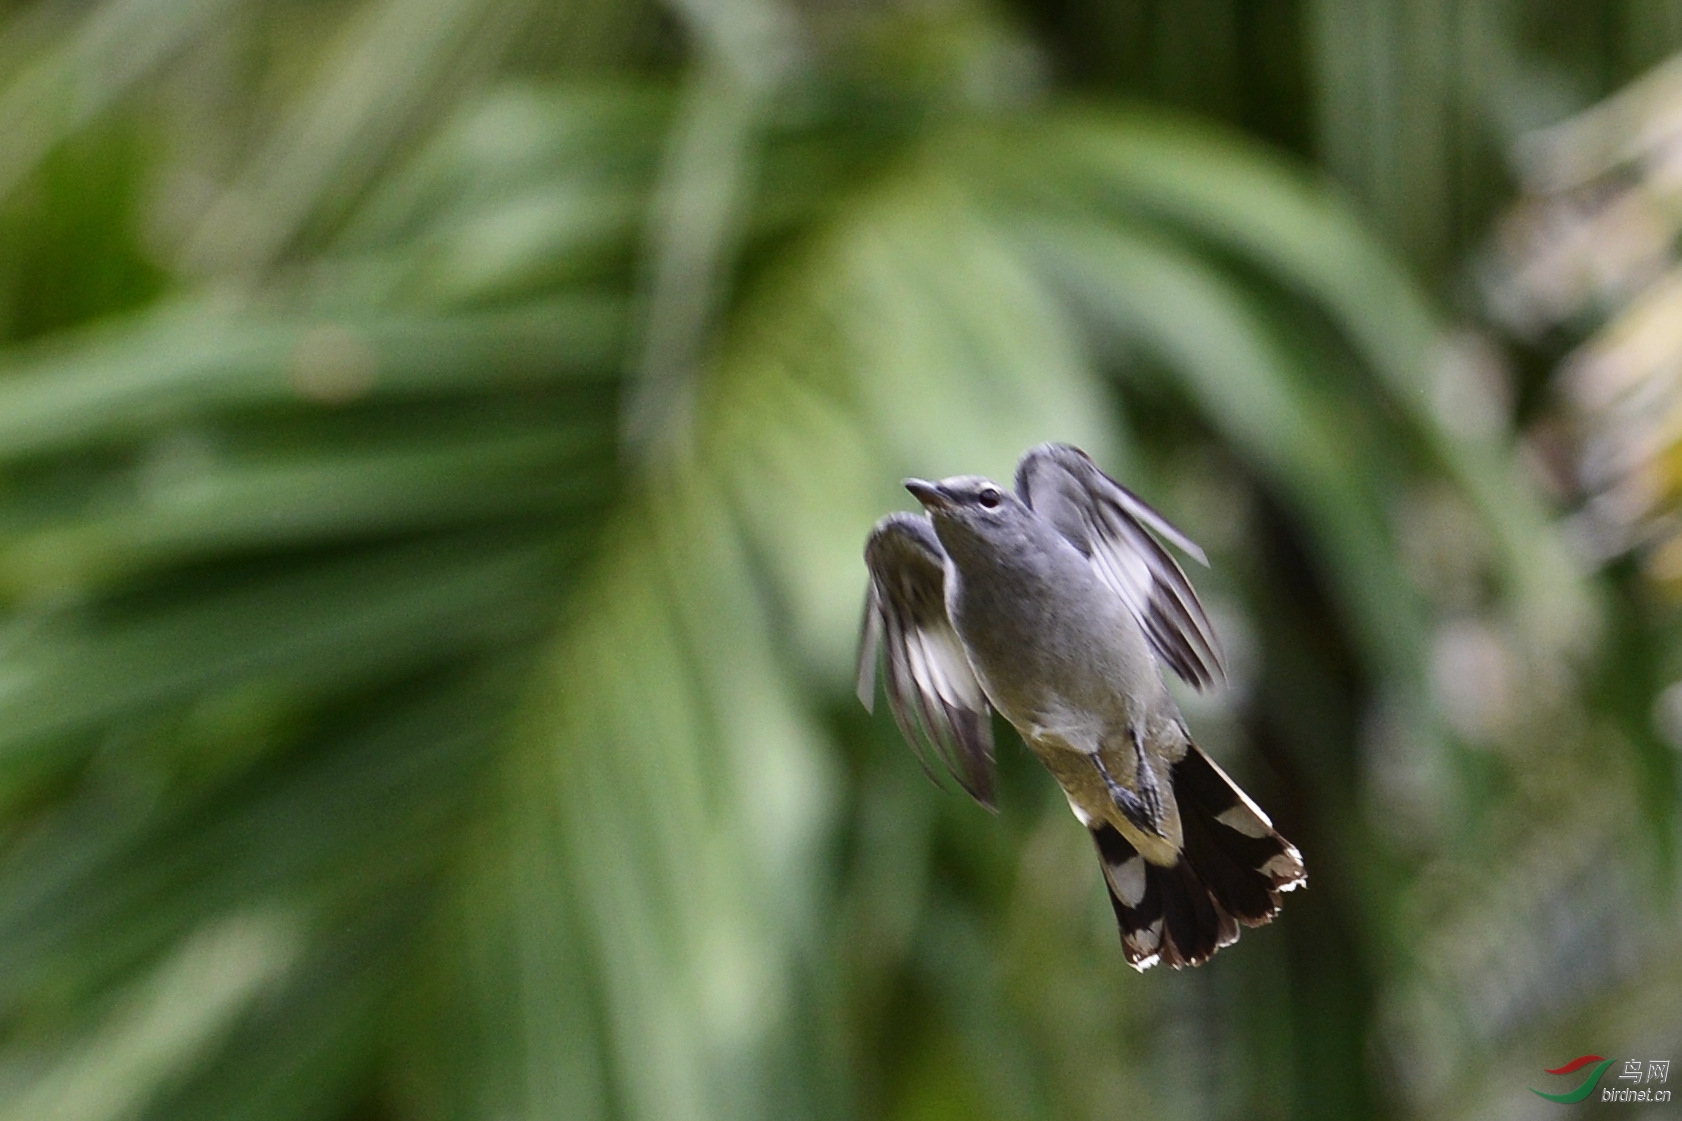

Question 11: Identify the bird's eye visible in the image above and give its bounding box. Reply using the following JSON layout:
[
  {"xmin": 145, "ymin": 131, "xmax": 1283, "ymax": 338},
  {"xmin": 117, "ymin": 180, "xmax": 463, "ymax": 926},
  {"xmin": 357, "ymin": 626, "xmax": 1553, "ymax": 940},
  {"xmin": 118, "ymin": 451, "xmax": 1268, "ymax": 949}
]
[{"xmin": 978, "ymin": 486, "xmax": 1002, "ymax": 509}]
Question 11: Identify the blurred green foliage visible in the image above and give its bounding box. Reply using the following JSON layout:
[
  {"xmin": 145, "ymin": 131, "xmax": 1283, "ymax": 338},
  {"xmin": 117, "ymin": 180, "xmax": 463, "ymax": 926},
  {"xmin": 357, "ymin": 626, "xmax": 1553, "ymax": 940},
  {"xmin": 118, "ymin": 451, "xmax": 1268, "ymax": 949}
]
[{"xmin": 0, "ymin": 2, "xmax": 1677, "ymax": 1121}]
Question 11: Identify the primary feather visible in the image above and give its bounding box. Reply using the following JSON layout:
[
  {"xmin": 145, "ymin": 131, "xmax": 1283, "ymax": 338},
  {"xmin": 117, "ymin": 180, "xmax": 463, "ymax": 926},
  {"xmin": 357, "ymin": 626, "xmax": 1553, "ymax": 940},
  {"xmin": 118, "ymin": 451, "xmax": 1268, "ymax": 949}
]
[
  {"xmin": 1014, "ymin": 443, "xmax": 1226, "ymax": 690},
  {"xmin": 858, "ymin": 512, "xmax": 996, "ymax": 806}
]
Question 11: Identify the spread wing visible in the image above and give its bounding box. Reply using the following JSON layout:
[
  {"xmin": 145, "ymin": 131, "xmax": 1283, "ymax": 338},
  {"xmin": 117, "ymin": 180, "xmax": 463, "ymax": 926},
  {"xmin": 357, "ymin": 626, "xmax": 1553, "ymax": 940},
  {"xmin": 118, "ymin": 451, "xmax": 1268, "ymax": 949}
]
[
  {"xmin": 857, "ymin": 512, "xmax": 996, "ymax": 808},
  {"xmin": 1015, "ymin": 442, "xmax": 1226, "ymax": 690}
]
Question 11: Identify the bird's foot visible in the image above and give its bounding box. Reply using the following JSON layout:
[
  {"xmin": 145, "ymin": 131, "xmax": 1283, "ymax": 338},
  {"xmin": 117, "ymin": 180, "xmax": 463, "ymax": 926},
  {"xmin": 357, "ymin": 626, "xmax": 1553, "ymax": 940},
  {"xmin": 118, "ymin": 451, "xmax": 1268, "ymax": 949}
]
[{"xmin": 1092, "ymin": 752, "xmax": 1166, "ymax": 838}]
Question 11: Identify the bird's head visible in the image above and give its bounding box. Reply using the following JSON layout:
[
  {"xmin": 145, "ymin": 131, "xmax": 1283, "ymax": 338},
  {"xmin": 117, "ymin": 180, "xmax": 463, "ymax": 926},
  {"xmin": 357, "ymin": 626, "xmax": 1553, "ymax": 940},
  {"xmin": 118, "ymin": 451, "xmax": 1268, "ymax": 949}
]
[{"xmin": 904, "ymin": 475, "xmax": 1028, "ymax": 538}]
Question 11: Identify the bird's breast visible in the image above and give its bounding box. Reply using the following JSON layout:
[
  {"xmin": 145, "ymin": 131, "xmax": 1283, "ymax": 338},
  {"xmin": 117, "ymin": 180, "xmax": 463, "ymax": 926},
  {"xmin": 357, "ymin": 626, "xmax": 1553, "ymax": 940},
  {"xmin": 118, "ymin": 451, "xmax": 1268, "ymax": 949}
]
[{"xmin": 946, "ymin": 550, "xmax": 1156, "ymax": 742}]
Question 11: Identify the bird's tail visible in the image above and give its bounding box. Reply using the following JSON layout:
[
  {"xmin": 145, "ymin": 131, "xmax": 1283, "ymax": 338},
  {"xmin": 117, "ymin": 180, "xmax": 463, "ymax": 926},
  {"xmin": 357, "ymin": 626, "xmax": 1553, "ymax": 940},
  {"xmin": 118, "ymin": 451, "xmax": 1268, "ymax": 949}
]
[{"xmin": 1091, "ymin": 745, "xmax": 1306, "ymax": 970}]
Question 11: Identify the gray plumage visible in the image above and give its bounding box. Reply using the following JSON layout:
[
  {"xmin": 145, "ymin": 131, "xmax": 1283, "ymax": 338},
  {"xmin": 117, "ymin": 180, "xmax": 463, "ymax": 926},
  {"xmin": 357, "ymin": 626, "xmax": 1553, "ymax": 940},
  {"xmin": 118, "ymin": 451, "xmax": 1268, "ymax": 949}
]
[{"xmin": 858, "ymin": 442, "xmax": 1305, "ymax": 970}]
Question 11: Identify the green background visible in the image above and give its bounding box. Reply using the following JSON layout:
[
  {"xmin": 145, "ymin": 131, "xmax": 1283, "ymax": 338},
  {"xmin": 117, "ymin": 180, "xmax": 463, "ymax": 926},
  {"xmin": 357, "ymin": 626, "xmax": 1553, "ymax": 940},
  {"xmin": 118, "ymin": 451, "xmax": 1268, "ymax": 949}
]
[{"xmin": 0, "ymin": 2, "xmax": 1677, "ymax": 1119}]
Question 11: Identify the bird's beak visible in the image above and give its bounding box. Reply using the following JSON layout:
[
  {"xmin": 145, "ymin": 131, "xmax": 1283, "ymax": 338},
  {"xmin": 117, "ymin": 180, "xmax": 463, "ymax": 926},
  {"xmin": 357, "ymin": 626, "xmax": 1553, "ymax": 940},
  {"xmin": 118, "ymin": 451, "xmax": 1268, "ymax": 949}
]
[{"xmin": 904, "ymin": 478, "xmax": 952, "ymax": 511}]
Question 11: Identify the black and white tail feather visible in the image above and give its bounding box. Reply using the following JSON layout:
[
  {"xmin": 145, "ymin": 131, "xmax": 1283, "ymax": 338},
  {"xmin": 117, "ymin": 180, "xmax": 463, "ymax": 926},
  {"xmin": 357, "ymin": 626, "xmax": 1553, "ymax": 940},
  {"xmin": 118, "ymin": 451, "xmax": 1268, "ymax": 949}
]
[{"xmin": 1093, "ymin": 746, "xmax": 1305, "ymax": 969}]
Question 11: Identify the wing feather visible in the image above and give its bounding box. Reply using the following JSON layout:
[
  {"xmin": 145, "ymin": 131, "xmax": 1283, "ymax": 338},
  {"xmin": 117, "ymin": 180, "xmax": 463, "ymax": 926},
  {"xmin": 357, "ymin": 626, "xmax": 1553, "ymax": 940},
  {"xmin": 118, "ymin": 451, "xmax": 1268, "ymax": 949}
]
[
  {"xmin": 1015, "ymin": 443, "xmax": 1226, "ymax": 691},
  {"xmin": 857, "ymin": 512, "xmax": 996, "ymax": 807}
]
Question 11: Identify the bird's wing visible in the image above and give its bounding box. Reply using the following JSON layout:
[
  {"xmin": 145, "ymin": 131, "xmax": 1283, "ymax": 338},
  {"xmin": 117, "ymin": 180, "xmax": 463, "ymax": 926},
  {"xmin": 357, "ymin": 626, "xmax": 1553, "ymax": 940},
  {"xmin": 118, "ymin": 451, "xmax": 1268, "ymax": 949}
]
[
  {"xmin": 858, "ymin": 512, "xmax": 996, "ymax": 807},
  {"xmin": 1015, "ymin": 443, "xmax": 1226, "ymax": 690}
]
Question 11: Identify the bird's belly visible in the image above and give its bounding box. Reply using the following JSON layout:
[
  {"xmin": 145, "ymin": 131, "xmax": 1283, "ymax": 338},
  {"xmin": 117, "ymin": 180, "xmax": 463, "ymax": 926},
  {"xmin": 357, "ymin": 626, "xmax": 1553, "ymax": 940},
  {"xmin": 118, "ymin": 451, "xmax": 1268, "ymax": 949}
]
[{"xmin": 954, "ymin": 596, "xmax": 1145, "ymax": 754}]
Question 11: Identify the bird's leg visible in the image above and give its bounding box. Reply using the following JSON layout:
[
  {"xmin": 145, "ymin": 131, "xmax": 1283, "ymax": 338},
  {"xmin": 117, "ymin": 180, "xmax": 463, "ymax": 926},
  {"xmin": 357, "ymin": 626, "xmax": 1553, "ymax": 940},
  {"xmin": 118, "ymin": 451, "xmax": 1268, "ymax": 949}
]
[
  {"xmin": 1131, "ymin": 725, "xmax": 1166, "ymax": 830},
  {"xmin": 1092, "ymin": 745, "xmax": 1166, "ymax": 838}
]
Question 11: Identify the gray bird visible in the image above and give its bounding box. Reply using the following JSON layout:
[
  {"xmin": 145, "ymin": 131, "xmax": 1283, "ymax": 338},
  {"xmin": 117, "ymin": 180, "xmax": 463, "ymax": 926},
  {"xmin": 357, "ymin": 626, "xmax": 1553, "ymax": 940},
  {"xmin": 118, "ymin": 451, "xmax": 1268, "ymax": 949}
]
[{"xmin": 857, "ymin": 443, "xmax": 1305, "ymax": 969}]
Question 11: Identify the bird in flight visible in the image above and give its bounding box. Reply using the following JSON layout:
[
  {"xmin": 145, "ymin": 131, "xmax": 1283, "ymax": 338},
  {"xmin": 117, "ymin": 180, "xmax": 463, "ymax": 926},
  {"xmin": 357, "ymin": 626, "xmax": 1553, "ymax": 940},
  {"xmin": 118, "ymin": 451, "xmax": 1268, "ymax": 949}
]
[{"xmin": 857, "ymin": 443, "xmax": 1305, "ymax": 969}]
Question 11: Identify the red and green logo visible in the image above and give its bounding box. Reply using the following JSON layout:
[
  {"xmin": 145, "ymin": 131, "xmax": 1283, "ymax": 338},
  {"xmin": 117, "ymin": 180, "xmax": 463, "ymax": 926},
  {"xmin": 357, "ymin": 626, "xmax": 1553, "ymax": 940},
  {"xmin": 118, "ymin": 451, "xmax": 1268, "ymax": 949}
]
[{"xmin": 1531, "ymin": 1055, "xmax": 1614, "ymax": 1103}]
